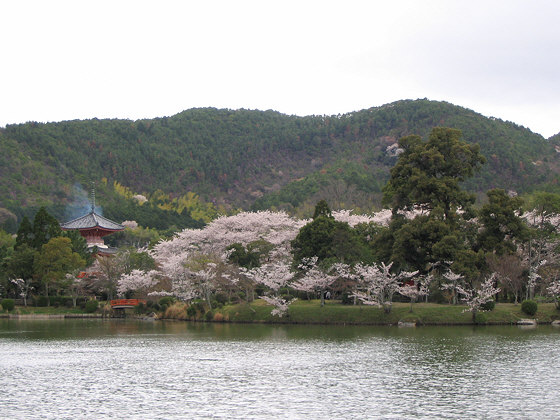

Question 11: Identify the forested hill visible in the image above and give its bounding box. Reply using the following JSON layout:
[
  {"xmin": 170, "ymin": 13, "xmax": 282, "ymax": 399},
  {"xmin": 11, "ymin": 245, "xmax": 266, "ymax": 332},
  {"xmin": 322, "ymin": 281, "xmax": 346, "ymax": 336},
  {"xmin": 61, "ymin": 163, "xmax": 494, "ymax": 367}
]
[{"xmin": 1, "ymin": 99, "xmax": 559, "ymax": 230}]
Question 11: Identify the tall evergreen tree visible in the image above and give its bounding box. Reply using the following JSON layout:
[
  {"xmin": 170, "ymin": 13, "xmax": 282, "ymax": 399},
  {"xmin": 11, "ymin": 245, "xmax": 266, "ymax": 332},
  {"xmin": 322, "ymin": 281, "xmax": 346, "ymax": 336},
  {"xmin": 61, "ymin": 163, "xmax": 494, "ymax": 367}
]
[
  {"xmin": 383, "ymin": 127, "xmax": 485, "ymax": 221},
  {"xmin": 15, "ymin": 216, "xmax": 34, "ymax": 250},
  {"xmin": 32, "ymin": 207, "xmax": 62, "ymax": 250},
  {"xmin": 476, "ymin": 189, "xmax": 529, "ymax": 255},
  {"xmin": 381, "ymin": 127, "xmax": 485, "ymax": 276}
]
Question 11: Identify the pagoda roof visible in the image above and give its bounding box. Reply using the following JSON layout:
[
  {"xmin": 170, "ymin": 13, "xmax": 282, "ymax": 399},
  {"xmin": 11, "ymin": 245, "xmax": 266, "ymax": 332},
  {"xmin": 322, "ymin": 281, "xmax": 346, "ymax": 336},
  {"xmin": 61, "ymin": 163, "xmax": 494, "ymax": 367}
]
[{"xmin": 61, "ymin": 211, "xmax": 124, "ymax": 231}]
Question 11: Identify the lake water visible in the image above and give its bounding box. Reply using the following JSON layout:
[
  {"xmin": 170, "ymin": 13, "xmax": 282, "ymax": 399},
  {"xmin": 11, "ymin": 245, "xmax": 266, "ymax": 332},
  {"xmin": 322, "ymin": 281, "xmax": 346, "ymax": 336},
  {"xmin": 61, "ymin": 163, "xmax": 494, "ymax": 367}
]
[{"xmin": 1, "ymin": 319, "xmax": 559, "ymax": 419}]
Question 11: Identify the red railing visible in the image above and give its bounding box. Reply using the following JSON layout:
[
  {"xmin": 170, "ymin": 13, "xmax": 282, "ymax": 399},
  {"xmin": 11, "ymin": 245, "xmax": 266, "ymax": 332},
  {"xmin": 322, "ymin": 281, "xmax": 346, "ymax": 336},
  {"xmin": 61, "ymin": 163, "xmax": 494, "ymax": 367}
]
[{"xmin": 110, "ymin": 299, "xmax": 147, "ymax": 307}]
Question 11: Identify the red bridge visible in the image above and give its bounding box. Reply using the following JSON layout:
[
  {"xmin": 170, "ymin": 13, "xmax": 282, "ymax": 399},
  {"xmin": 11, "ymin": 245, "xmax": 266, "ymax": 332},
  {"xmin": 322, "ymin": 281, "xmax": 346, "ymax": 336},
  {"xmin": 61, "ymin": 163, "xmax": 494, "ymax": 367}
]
[{"xmin": 110, "ymin": 299, "xmax": 147, "ymax": 309}]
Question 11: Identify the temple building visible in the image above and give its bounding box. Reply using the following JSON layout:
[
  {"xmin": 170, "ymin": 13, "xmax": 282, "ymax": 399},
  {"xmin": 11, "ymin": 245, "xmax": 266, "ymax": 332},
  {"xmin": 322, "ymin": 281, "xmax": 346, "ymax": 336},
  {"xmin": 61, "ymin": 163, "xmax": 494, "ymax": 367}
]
[{"xmin": 60, "ymin": 210, "xmax": 124, "ymax": 256}]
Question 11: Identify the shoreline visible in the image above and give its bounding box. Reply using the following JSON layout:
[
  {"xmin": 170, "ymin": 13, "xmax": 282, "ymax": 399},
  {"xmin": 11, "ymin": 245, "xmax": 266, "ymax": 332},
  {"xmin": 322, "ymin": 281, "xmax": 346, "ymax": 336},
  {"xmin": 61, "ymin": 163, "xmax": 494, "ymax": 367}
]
[
  {"xmin": 0, "ymin": 313, "xmax": 555, "ymax": 327},
  {"xmin": 2, "ymin": 301, "xmax": 559, "ymax": 326},
  {"xmin": 0, "ymin": 313, "xmax": 105, "ymax": 319}
]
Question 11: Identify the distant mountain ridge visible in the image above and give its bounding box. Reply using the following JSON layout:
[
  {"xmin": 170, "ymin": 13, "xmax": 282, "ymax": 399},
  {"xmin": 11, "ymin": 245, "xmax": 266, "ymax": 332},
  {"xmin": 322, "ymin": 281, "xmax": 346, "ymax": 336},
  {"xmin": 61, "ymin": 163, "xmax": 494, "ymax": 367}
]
[{"xmin": 1, "ymin": 99, "xmax": 558, "ymax": 228}]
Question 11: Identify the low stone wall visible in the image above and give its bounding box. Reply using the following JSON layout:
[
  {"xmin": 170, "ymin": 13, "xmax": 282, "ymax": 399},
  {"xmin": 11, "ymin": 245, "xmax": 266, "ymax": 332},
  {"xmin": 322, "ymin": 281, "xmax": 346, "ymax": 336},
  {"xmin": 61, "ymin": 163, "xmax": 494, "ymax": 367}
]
[
  {"xmin": 8, "ymin": 314, "xmax": 65, "ymax": 319},
  {"xmin": 3, "ymin": 314, "xmax": 104, "ymax": 319}
]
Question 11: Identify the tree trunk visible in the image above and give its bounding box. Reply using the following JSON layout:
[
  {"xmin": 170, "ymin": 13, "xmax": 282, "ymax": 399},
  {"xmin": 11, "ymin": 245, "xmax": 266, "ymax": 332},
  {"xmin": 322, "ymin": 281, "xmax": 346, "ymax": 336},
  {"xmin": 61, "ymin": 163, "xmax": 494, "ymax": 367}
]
[{"xmin": 205, "ymin": 287, "xmax": 213, "ymax": 309}]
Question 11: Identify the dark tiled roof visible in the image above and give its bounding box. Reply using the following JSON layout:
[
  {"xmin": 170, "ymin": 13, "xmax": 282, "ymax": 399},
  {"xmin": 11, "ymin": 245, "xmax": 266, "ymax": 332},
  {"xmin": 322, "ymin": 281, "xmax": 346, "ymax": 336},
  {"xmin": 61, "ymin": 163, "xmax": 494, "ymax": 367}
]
[
  {"xmin": 60, "ymin": 212, "xmax": 124, "ymax": 231},
  {"xmin": 92, "ymin": 245, "xmax": 120, "ymax": 255}
]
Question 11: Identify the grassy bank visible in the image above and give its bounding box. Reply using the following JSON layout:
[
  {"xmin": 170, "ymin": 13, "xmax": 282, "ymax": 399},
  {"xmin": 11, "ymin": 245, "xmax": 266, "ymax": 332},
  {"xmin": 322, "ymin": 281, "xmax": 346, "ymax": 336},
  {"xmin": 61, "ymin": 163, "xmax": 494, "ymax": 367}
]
[
  {"xmin": 4, "ymin": 300, "xmax": 560, "ymax": 325},
  {"xmin": 2, "ymin": 306, "xmax": 88, "ymax": 315},
  {"xmin": 0, "ymin": 304, "xmax": 109, "ymax": 317},
  {"xmin": 211, "ymin": 300, "xmax": 560, "ymax": 325}
]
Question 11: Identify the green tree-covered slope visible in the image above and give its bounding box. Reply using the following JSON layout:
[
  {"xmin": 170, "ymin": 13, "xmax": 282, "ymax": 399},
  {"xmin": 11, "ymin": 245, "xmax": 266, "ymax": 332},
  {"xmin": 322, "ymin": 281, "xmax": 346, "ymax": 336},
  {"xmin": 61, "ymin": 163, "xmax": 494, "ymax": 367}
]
[{"xmin": 1, "ymin": 99, "xmax": 558, "ymax": 228}]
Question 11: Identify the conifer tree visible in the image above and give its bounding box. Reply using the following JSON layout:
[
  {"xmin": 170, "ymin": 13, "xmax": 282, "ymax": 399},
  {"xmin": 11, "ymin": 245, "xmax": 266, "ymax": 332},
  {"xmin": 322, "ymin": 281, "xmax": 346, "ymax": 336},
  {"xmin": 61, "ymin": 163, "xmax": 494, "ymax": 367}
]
[
  {"xmin": 15, "ymin": 216, "xmax": 34, "ymax": 250},
  {"xmin": 32, "ymin": 207, "xmax": 62, "ymax": 250}
]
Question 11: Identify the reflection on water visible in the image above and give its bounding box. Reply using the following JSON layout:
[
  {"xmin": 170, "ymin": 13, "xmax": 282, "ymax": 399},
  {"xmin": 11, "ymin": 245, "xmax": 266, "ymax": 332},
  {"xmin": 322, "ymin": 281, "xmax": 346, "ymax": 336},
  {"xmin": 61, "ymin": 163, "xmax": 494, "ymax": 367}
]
[{"xmin": 1, "ymin": 319, "xmax": 559, "ymax": 419}]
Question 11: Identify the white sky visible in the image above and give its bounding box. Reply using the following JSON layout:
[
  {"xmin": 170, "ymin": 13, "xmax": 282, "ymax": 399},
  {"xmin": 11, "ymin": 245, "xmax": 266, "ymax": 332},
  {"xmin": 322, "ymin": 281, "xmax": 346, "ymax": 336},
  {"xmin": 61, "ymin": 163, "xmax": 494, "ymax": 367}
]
[{"xmin": 1, "ymin": 0, "xmax": 559, "ymax": 137}]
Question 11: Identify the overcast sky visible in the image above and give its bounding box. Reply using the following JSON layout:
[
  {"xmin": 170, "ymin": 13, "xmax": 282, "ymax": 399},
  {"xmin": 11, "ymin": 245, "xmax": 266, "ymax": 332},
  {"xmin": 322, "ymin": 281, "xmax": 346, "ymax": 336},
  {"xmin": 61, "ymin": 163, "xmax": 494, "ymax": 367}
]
[{"xmin": 1, "ymin": 1, "xmax": 559, "ymax": 137}]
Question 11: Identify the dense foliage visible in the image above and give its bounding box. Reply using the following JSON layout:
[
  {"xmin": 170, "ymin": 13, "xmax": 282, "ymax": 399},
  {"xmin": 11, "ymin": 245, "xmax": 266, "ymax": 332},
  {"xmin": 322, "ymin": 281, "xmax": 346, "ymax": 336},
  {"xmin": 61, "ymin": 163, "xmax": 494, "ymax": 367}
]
[
  {"xmin": 3, "ymin": 113, "xmax": 560, "ymax": 317},
  {"xmin": 1, "ymin": 99, "xmax": 559, "ymax": 232},
  {"xmin": 521, "ymin": 299, "xmax": 538, "ymax": 316}
]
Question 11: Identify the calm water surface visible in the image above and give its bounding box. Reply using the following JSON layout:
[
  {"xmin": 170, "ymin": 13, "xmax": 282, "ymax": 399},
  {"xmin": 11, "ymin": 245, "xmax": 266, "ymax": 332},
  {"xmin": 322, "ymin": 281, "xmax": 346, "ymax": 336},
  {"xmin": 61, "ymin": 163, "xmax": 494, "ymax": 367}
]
[{"xmin": 1, "ymin": 319, "xmax": 559, "ymax": 419}]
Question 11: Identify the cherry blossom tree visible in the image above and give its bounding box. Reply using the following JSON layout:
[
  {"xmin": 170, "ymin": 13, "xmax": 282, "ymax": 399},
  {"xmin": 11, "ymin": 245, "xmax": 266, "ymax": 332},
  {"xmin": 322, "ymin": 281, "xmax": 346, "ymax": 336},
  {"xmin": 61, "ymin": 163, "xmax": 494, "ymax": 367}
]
[
  {"xmin": 244, "ymin": 261, "xmax": 294, "ymax": 292},
  {"xmin": 440, "ymin": 270, "xmax": 464, "ymax": 304},
  {"xmin": 456, "ymin": 274, "xmax": 501, "ymax": 322},
  {"xmin": 10, "ymin": 278, "xmax": 33, "ymax": 307},
  {"xmin": 90, "ymin": 253, "xmax": 129, "ymax": 300},
  {"xmin": 153, "ymin": 211, "xmax": 305, "ymax": 259},
  {"xmin": 64, "ymin": 271, "xmax": 88, "ymax": 307},
  {"xmin": 160, "ymin": 253, "xmax": 225, "ymax": 307},
  {"xmin": 547, "ymin": 277, "xmax": 560, "ymax": 309},
  {"xmin": 188, "ymin": 262, "xmax": 217, "ymax": 309},
  {"xmin": 332, "ymin": 210, "xmax": 375, "ymax": 227},
  {"xmin": 352, "ymin": 262, "xmax": 418, "ymax": 313},
  {"xmin": 156, "ymin": 253, "xmax": 198, "ymax": 301},
  {"xmin": 398, "ymin": 275, "xmax": 431, "ymax": 312},
  {"xmin": 244, "ymin": 261, "xmax": 296, "ymax": 317},
  {"xmin": 526, "ymin": 269, "xmax": 542, "ymax": 301},
  {"xmin": 151, "ymin": 211, "xmax": 305, "ymax": 302},
  {"xmin": 522, "ymin": 193, "xmax": 560, "ymax": 286},
  {"xmin": 260, "ymin": 296, "xmax": 297, "ymax": 318},
  {"xmin": 292, "ymin": 257, "xmax": 339, "ymax": 307},
  {"xmin": 117, "ymin": 269, "xmax": 159, "ymax": 297}
]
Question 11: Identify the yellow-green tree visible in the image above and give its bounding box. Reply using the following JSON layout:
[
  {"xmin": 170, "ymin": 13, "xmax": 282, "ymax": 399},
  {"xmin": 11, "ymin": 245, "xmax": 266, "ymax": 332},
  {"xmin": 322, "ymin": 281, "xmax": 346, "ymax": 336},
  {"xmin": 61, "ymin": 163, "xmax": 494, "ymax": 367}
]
[{"xmin": 33, "ymin": 237, "xmax": 85, "ymax": 303}]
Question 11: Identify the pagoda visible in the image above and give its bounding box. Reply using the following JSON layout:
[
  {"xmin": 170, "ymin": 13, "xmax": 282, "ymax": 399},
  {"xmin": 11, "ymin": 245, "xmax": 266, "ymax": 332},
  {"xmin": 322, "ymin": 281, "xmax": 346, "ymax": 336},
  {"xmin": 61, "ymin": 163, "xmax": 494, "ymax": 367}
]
[{"xmin": 60, "ymin": 190, "xmax": 124, "ymax": 256}]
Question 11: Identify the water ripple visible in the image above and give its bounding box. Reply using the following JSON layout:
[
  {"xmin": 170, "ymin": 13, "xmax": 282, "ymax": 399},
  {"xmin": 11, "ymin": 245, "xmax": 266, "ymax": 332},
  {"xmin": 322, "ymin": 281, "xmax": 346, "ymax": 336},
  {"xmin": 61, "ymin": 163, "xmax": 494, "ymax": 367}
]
[{"xmin": 1, "ymin": 321, "xmax": 559, "ymax": 419}]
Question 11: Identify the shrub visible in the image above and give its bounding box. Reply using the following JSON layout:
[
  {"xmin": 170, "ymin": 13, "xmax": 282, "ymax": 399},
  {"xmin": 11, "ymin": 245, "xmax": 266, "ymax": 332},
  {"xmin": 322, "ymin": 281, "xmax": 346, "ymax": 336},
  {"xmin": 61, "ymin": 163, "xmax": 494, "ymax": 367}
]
[
  {"xmin": 159, "ymin": 296, "xmax": 175, "ymax": 307},
  {"xmin": 521, "ymin": 299, "xmax": 538, "ymax": 316},
  {"xmin": 481, "ymin": 300, "xmax": 495, "ymax": 311},
  {"xmin": 214, "ymin": 293, "xmax": 228, "ymax": 305},
  {"xmin": 211, "ymin": 299, "xmax": 223, "ymax": 309},
  {"xmin": 213, "ymin": 312, "xmax": 225, "ymax": 322},
  {"xmin": 281, "ymin": 294, "xmax": 293, "ymax": 302},
  {"xmin": 205, "ymin": 310, "xmax": 214, "ymax": 321},
  {"xmin": 341, "ymin": 291, "xmax": 354, "ymax": 305},
  {"xmin": 51, "ymin": 297, "xmax": 61, "ymax": 307},
  {"xmin": 474, "ymin": 312, "xmax": 488, "ymax": 325},
  {"xmin": 85, "ymin": 300, "xmax": 99, "ymax": 313},
  {"xmin": 1, "ymin": 299, "xmax": 15, "ymax": 312},
  {"xmin": 164, "ymin": 302, "xmax": 187, "ymax": 319},
  {"xmin": 186, "ymin": 304, "xmax": 197, "ymax": 318},
  {"xmin": 74, "ymin": 297, "xmax": 88, "ymax": 307},
  {"xmin": 35, "ymin": 296, "xmax": 49, "ymax": 307},
  {"xmin": 192, "ymin": 300, "xmax": 205, "ymax": 313},
  {"xmin": 134, "ymin": 302, "xmax": 146, "ymax": 314}
]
